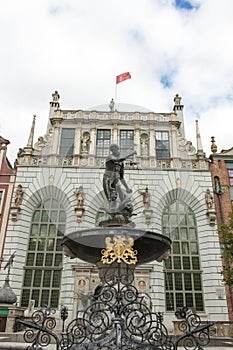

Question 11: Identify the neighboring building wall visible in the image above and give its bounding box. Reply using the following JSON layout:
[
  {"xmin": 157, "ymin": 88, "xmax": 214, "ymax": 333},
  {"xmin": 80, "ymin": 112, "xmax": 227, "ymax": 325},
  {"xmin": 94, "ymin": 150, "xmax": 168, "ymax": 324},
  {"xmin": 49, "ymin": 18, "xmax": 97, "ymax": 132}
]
[
  {"xmin": 210, "ymin": 143, "xmax": 233, "ymax": 320},
  {"xmin": 210, "ymin": 159, "xmax": 232, "ymax": 224},
  {"xmin": 1, "ymin": 93, "xmax": 229, "ymax": 331},
  {"xmin": 0, "ymin": 136, "xmax": 15, "ymax": 269}
]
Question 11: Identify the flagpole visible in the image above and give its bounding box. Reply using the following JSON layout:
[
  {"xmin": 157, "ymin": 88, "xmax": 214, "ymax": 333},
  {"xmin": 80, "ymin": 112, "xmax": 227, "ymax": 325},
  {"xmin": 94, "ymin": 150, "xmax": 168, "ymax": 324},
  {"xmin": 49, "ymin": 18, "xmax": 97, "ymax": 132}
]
[
  {"xmin": 115, "ymin": 84, "xmax": 117, "ymax": 111},
  {"xmin": 115, "ymin": 72, "xmax": 131, "ymax": 111}
]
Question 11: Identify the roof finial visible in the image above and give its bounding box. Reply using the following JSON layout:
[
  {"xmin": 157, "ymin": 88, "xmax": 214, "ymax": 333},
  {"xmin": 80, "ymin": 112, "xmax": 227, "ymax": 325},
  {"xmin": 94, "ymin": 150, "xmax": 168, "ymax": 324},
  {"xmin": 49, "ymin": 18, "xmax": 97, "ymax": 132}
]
[
  {"xmin": 195, "ymin": 119, "xmax": 205, "ymax": 158},
  {"xmin": 211, "ymin": 136, "xmax": 217, "ymax": 154},
  {"xmin": 173, "ymin": 93, "xmax": 183, "ymax": 111},
  {"xmin": 50, "ymin": 91, "xmax": 60, "ymax": 109},
  {"xmin": 26, "ymin": 114, "xmax": 36, "ymax": 149}
]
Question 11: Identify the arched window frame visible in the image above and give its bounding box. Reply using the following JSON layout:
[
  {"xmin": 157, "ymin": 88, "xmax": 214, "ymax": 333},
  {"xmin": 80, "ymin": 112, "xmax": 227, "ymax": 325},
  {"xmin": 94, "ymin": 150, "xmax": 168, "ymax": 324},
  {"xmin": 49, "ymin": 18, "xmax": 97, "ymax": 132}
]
[
  {"xmin": 162, "ymin": 200, "xmax": 204, "ymax": 312},
  {"xmin": 21, "ymin": 198, "xmax": 66, "ymax": 308}
]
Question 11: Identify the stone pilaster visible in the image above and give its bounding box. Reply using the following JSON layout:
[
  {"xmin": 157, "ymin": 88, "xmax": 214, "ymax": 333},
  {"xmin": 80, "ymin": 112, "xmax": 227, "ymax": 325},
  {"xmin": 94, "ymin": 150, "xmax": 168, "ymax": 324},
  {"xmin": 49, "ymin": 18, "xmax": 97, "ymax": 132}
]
[
  {"xmin": 149, "ymin": 128, "xmax": 155, "ymax": 157},
  {"xmin": 89, "ymin": 127, "xmax": 96, "ymax": 154}
]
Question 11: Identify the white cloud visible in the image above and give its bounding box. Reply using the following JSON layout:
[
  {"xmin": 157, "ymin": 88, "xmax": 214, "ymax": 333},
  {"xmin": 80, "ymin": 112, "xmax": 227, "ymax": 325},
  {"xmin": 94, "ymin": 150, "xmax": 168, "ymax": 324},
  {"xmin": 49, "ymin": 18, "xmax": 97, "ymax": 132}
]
[{"xmin": 1, "ymin": 0, "xmax": 233, "ymax": 163}]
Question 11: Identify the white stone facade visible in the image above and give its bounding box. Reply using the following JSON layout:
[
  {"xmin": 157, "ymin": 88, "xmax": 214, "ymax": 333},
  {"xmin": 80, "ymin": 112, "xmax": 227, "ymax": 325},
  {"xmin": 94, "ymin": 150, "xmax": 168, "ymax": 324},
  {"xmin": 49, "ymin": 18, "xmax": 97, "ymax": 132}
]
[{"xmin": 1, "ymin": 92, "xmax": 228, "ymax": 330}]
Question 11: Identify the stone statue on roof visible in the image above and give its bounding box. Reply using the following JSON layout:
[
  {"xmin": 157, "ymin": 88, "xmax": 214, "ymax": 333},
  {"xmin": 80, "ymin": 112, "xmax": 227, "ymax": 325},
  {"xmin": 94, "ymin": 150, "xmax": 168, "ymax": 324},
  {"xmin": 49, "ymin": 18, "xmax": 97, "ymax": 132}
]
[{"xmin": 109, "ymin": 98, "xmax": 115, "ymax": 112}]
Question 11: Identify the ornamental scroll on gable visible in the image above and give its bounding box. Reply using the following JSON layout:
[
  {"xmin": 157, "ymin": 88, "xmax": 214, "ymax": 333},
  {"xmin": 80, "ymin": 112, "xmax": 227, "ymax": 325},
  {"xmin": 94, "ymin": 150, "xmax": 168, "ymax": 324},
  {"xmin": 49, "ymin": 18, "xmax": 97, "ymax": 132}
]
[
  {"xmin": 34, "ymin": 130, "xmax": 53, "ymax": 153},
  {"xmin": 177, "ymin": 131, "xmax": 196, "ymax": 156}
]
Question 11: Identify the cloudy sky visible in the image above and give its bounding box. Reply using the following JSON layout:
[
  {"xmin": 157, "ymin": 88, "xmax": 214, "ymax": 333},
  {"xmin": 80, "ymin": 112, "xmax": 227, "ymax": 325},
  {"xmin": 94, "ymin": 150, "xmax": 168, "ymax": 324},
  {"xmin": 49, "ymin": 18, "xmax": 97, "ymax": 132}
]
[{"xmin": 1, "ymin": 0, "xmax": 233, "ymax": 164}]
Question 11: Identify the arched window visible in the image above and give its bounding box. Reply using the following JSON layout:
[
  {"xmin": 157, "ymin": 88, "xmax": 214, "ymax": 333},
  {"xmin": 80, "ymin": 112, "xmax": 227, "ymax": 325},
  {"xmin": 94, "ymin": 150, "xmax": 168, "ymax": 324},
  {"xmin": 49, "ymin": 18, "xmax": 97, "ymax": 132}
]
[
  {"xmin": 21, "ymin": 198, "xmax": 66, "ymax": 308},
  {"xmin": 162, "ymin": 200, "xmax": 204, "ymax": 312},
  {"xmin": 214, "ymin": 176, "xmax": 223, "ymax": 195}
]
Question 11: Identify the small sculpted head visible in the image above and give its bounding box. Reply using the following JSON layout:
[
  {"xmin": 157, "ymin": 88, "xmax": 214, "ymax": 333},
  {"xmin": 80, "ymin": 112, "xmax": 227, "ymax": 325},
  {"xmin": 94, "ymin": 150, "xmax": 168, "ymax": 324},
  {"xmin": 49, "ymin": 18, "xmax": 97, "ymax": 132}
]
[{"xmin": 109, "ymin": 144, "xmax": 120, "ymax": 157}]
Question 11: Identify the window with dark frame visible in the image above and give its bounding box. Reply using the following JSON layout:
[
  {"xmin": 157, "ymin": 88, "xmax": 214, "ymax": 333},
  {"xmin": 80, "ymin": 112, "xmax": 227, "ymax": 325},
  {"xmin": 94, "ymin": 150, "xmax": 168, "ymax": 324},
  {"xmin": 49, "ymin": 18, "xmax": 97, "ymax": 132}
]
[
  {"xmin": 21, "ymin": 198, "xmax": 66, "ymax": 308},
  {"xmin": 96, "ymin": 129, "xmax": 111, "ymax": 157},
  {"xmin": 156, "ymin": 131, "xmax": 170, "ymax": 158},
  {"xmin": 59, "ymin": 128, "xmax": 75, "ymax": 156},
  {"xmin": 228, "ymin": 169, "xmax": 233, "ymax": 187},
  {"xmin": 163, "ymin": 200, "xmax": 204, "ymax": 312},
  {"xmin": 0, "ymin": 190, "xmax": 3, "ymax": 213},
  {"xmin": 120, "ymin": 130, "xmax": 134, "ymax": 156}
]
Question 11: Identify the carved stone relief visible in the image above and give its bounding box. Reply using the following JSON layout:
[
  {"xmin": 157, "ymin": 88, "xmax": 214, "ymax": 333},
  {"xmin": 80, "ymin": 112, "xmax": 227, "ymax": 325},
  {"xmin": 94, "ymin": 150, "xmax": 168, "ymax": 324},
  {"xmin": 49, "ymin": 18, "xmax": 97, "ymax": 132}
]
[
  {"xmin": 178, "ymin": 132, "xmax": 196, "ymax": 156},
  {"xmin": 74, "ymin": 186, "xmax": 85, "ymax": 220},
  {"xmin": 34, "ymin": 130, "xmax": 52, "ymax": 152}
]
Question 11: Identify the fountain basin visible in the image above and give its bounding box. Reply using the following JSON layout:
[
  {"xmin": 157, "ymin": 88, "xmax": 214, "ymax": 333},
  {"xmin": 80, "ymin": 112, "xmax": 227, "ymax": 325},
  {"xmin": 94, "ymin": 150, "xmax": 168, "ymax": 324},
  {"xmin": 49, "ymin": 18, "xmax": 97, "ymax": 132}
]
[{"xmin": 62, "ymin": 227, "xmax": 171, "ymax": 265}]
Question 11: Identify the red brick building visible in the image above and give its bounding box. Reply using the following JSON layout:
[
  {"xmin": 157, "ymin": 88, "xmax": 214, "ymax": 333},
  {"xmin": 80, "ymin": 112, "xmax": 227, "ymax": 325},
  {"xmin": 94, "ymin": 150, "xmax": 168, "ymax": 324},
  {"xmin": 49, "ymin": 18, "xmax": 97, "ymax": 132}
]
[
  {"xmin": 210, "ymin": 137, "xmax": 233, "ymax": 320},
  {"xmin": 0, "ymin": 136, "xmax": 15, "ymax": 269}
]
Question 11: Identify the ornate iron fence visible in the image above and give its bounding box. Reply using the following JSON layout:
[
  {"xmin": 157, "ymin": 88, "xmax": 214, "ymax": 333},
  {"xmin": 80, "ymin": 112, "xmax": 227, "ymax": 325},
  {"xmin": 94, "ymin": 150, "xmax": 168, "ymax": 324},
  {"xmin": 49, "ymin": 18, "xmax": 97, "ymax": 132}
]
[{"xmin": 17, "ymin": 262, "xmax": 214, "ymax": 350}]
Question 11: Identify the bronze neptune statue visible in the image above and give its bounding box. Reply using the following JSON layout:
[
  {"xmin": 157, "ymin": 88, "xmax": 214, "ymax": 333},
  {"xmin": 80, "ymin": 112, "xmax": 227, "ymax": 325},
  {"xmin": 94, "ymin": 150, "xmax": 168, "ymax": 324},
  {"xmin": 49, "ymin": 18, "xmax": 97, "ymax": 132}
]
[{"xmin": 102, "ymin": 144, "xmax": 136, "ymax": 225}]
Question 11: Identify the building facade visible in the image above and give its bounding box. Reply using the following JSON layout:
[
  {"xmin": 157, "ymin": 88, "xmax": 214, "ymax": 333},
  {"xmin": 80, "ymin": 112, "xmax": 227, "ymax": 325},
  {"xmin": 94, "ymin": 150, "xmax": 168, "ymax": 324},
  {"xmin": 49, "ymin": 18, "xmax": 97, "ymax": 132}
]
[
  {"xmin": 0, "ymin": 136, "xmax": 15, "ymax": 269},
  {"xmin": 210, "ymin": 138, "xmax": 233, "ymax": 320},
  {"xmin": 1, "ymin": 91, "xmax": 229, "ymax": 330}
]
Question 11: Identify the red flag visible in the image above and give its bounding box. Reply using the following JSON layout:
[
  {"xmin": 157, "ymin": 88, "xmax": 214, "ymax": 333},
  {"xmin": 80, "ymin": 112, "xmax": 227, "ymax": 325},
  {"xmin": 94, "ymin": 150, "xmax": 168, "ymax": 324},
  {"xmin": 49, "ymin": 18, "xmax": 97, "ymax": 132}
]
[{"xmin": 116, "ymin": 72, "xmax": 131, "ymax": 84}]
